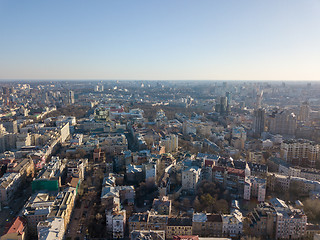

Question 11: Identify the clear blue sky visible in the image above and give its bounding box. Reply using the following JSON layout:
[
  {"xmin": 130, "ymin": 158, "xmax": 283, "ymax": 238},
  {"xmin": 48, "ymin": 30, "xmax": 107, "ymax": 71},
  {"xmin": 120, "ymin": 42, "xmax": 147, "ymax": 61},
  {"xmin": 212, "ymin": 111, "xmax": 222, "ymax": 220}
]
[{"xmin": 0, "ymin": 0, "xmax": 319, "ymax": 81}]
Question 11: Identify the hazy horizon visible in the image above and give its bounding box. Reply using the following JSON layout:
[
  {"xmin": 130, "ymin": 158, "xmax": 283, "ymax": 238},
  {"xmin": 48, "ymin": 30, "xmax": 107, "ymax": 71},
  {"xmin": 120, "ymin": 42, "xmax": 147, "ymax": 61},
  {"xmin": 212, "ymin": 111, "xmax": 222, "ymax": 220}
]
[{"xmin": 1, "ymin": 0, "xmax": 320, "ymax": 81}]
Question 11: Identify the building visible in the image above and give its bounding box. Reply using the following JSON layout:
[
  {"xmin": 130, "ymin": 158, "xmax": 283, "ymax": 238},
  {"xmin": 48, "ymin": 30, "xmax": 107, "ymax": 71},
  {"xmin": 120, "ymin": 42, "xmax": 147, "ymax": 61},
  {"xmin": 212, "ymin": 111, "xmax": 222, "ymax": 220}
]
[
  {"xmin": 23, "ymin": 193, "xmax": 55, "ymax": 235},
  {"xmin": 182, "ymin": 166, "xmax": 201, "ymax": 194},
  {"xmin": 253, "ymin": 108, "xmax": 265, "ymax": 137},
  {"xmin": 271, "ymin": 198, "xmax": 307, "ymax": 239},
  {"xmin": 212, "ymin": 166, "xmax": 245, "ymax": 198},
  {"xmin": 128, "ymin": 213, "xmax": 149, "ymax": 233},
  {"xmin": 37, "ymin": 217, "xmax": 65, "ymax": 240},
  {"xmin": 66, "ymin": 158, "xmax": 87, "ymax": 181},
  {"xmin": 1, "ymin": 120, "xmax": 18, "ymax": 134},
  {"xmin": 222, "ymin": 210, "xmax": 243, "ymax": 237},
  {"xmin": 130, "ymin": 230, "xmax": 165, "ymax": 240},
  {"xmin": 269, "ymin": 110, "xmax": 297, "ymax": 136},
  {"xmin": 246, "ymin": 199, "xmax": 307, "ymax": 239},
  {"xmin": 106, "ymin": 209, "xmax": 126, "ymax": 239},
  {"xmin": 161, "ymin": 135, "xmax": 178, "ymax": 153},
  {"xmin": 46, "ymin": 188, "xmax": 76, "ymax": 231},
  {"xmin": 152, "ymin": 196, "xmax": 172, "ymax": 215},
  {"xmin": 0, "ymin": 216, "xmax": 26, "ymax": 240},
  {"xmin": 220, "ymin": 96, "xmax": 228, "ymax": 115},
  {"xmin": 281, "ymin": 139, "xmax": 320, "ymax": 168},
  {"xmin": 0, "ymin": 172, "xmax": 22, "ymax": 205},
  {"xmin": 68, "ymin": 90, "xmax": 74, "ymax": 104},
  {"xmin": 7, "ymin": 158, "xmax": 35, "ymax": 180},
  {"xmin": 16, "ymin": 133, "xmax": 31, "ymax": 149},
  {"xmin": 192, "ymin": 213, "xmax": 223, "ymax": 237},
  {"xmin": 299, "ymin": 101, "xmax": 311, "ymax": 122},
  {"xmin": 166, "ymin": 217, "xmax": 193, "ymax": 240},
  {"xmin": 128, "ymin": 212, "xmax": 168, "ymax": 234},
  {"xmin": 244, "ymin": 176, "xmax": 266, "ymax": 202},
  {"xmin": 145, "ymin": 161, "xmax": 157, "ymax": 186},
  {"xmin": 32, "ymin": 156, "xmax": 65, "ymax": 192}
]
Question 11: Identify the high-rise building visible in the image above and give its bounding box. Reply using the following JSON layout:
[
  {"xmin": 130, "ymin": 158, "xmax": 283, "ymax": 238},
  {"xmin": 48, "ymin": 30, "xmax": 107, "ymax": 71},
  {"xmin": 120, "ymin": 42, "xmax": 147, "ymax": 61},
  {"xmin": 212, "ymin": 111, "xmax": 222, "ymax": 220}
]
[
  {"xmin": 299, "ymin": 101, "xmax": 310, "ymax": 122},
  {"xmin": 1, "ymin": 120, "xmax": 18, "ymax": 133},
  {"xmin": 269, "ymin": 110, "xmax": 296, "ymax": 136},
  {"xmin": 253, "ymin": 108, "xmax": 265, "ymax": 137},
  {"xmin": 220, "ymin": 96, "xmax": 228, "ymax": 115},
  {"xmin": 68, "ymin": 90, "xmax": 74, "ymax": 104},
  {"xmin": 226, "ymin": 92, "xmax": 231, "ymax": 113}
]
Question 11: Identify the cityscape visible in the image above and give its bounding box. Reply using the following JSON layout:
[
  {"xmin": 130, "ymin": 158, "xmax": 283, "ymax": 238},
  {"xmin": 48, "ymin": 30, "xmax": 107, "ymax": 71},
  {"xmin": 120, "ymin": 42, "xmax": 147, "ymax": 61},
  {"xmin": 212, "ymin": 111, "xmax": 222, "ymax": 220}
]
[
  {"xmin": 0, "ymin": 80, "xmax": 319, "ymax": 240},
  {"xmin": 1, "ymin": 0, "xmax": 320, "ymax": 240}
]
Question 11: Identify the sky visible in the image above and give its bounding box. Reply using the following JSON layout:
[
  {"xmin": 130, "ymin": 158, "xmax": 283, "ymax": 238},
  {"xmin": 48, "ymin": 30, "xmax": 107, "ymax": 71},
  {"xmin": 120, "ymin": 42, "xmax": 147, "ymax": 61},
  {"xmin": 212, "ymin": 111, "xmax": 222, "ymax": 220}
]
[{"xmin": 0, "ymin": 0, "xmax": 320, "ymax": 81}]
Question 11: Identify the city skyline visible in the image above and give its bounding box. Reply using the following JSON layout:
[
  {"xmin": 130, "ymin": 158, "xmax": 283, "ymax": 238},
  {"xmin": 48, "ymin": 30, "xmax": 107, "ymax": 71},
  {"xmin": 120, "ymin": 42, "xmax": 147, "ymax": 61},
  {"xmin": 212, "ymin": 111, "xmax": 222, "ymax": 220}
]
[{"xmin": 1, "ymin": 0, "xmax": 320, "ymax": 81}]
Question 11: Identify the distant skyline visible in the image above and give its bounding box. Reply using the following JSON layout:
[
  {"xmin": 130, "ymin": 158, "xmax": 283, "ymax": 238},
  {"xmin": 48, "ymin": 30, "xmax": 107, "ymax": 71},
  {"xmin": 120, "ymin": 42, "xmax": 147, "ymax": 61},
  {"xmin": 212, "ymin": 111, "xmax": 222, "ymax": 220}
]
[{"xmin": 1, "ymin": 0, "xmax": 320, "ymax": 81}]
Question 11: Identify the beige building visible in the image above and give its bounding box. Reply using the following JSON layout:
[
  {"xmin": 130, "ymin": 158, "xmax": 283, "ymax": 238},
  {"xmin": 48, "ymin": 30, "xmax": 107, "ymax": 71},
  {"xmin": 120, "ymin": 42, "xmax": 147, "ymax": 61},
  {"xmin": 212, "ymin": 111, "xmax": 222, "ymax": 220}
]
[
  {"xmin": 37, "ymin": 217, "xmax": 65, "ymax": 240},
  {"xmin": 166, "ymin": 217, "xmax": 192, "ymax": 239},
  {"xmin": 192, "ymin": 213, "xmax": 223, "ymax": 237},
  {"xmin": 281, "ymin": 139, "xmax": 320, "ymax": 168},
  {"xmin": 246, "ymin": 198, "xmax": 307, "ymax": 239},
  {"xmin": 161, "ymin": 134, "xmax": 178, "ymax": 153},
  {"xmin": 0, "ymin": 173, "xmax": 22, "ymax": 205}
]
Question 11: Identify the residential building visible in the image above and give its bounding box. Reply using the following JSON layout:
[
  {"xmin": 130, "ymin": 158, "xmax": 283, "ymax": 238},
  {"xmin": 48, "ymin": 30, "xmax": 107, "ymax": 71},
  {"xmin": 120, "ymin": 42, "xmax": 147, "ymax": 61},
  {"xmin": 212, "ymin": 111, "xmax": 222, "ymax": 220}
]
[
  {"xmin": 246, "ymin": 198, "xmax": 307, "ymax": 239},
  {"xmin": 161, "ymin": 135, "xmax": 178, "ymax": 153},
  {"xmin": 253, "ymin": 108, "xmax": 265, "ymax": 137},
  {"xmin": 152, "ymin": 196, "xmax": 172, "ymax": 215},
  {"xmin": 192, "ymin": 213, "xmax": 223, "ymax": 237},
  {"xmin": 0, "ymin": 172, "xmax": 22, "ymax": 205},
  {"xmin": 166, "ymin": 217, "xmax": 193, "ymax": 240},
  {"xmin": 37, "ymin": 217, "xmax": 65, "ymax": 240},
  {"xmin": 244, "ymin": 176, "xmax": 266, "ymax": 202},
  {"xmin": 222, "ymin": 210, "xmax": 243, "ymax": 237},
  {"xmin": 23, "ymin": 193, "xmax": 55, "ymax": 235},
  {"xmin": 0, "ymin": 216, "xmax": 26, "ymax": 240},
  {"xmin": 130, "ymin": 230, "xmax": 165, "ymax": 240},
  {"xmin": 106, "ymin": 209, "xmax": 126, "ymax": 239},
  {"xmin": 182, "ymin": 166, "xmax": 201, "ymax": 194},
  {"xmin": 281, "ymin": 139, "xmax": 320, "ymax": 168}
]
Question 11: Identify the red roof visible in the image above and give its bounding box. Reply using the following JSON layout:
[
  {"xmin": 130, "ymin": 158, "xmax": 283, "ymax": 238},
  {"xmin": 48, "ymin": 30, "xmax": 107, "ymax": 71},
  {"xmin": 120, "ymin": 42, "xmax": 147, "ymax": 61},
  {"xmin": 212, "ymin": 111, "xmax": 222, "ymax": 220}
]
[{"xmin": 6, "ymin": 216, "xmax": 26, "ymax": 235}]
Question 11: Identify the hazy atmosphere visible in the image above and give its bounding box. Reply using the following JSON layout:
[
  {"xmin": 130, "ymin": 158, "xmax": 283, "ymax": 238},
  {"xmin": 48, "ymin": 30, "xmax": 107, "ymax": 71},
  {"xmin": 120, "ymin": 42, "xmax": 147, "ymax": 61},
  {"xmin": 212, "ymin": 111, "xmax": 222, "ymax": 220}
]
[{"xmin": 1, "ymin": 0, "xmax": 320, "ymax": 80}]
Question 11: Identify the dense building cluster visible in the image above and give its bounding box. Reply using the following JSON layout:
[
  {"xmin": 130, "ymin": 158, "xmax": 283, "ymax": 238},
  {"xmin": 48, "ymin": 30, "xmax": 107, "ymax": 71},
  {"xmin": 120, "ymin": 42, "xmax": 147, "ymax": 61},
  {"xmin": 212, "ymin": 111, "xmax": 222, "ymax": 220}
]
[{"xmin": 1, "ymin": 80, "xmax": 320, "ymax": 240}]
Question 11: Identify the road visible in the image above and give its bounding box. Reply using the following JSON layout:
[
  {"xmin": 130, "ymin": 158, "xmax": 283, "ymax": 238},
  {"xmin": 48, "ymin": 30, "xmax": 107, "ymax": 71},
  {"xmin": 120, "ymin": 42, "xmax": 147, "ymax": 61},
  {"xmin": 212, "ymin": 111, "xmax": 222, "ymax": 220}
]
[{"xmin": 65, "ymin": 192, "xmax": 95, "ymax": 240}]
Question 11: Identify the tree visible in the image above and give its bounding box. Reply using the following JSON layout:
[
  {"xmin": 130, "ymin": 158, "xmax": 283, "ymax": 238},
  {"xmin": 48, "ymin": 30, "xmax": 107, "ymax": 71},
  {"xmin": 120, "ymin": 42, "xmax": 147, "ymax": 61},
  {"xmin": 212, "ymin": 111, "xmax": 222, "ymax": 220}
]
[
  {"xmin": 303, "ymin": 199, "xmax": 320, "ymax": 223},
  {"xmin": 214, "ymin": 199, "xmax": 229, "ymax": 214}
]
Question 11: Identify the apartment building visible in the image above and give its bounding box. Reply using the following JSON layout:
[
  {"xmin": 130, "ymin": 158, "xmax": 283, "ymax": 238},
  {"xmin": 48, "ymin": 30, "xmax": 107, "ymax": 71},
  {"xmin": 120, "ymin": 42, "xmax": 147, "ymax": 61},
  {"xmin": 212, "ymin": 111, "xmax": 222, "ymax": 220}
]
[
  {"xmin": 0, "ymin": 216, "xmax": 26, "ymax": 240},
  {"xmin": 192, "ymin": 213, "xmax": 223, "ymax": 237},
  {"xmin": 182, "ymin": 166, "xmax": 201, "ymax": 194},
  {"xmin": 246, "ymin": 199, "xmax": 307, "ymax": 239},
  {"xmin": 37, "ymin": 217, "xmax": 65, "ymax": 240},
  {"xmin": 281, "ymin": 139, "xmax": 320, "ymax": 168},
  {"xmin": 106, "ymin": 209, "xmax": 126, "ymax": 239},
  {"xmin": 166, "ymin": 217, "xmax": 192, "ymax": 240},
  {"xmin": 0, "ymin": 172, "xmax": 22, "ymax": 205}
]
